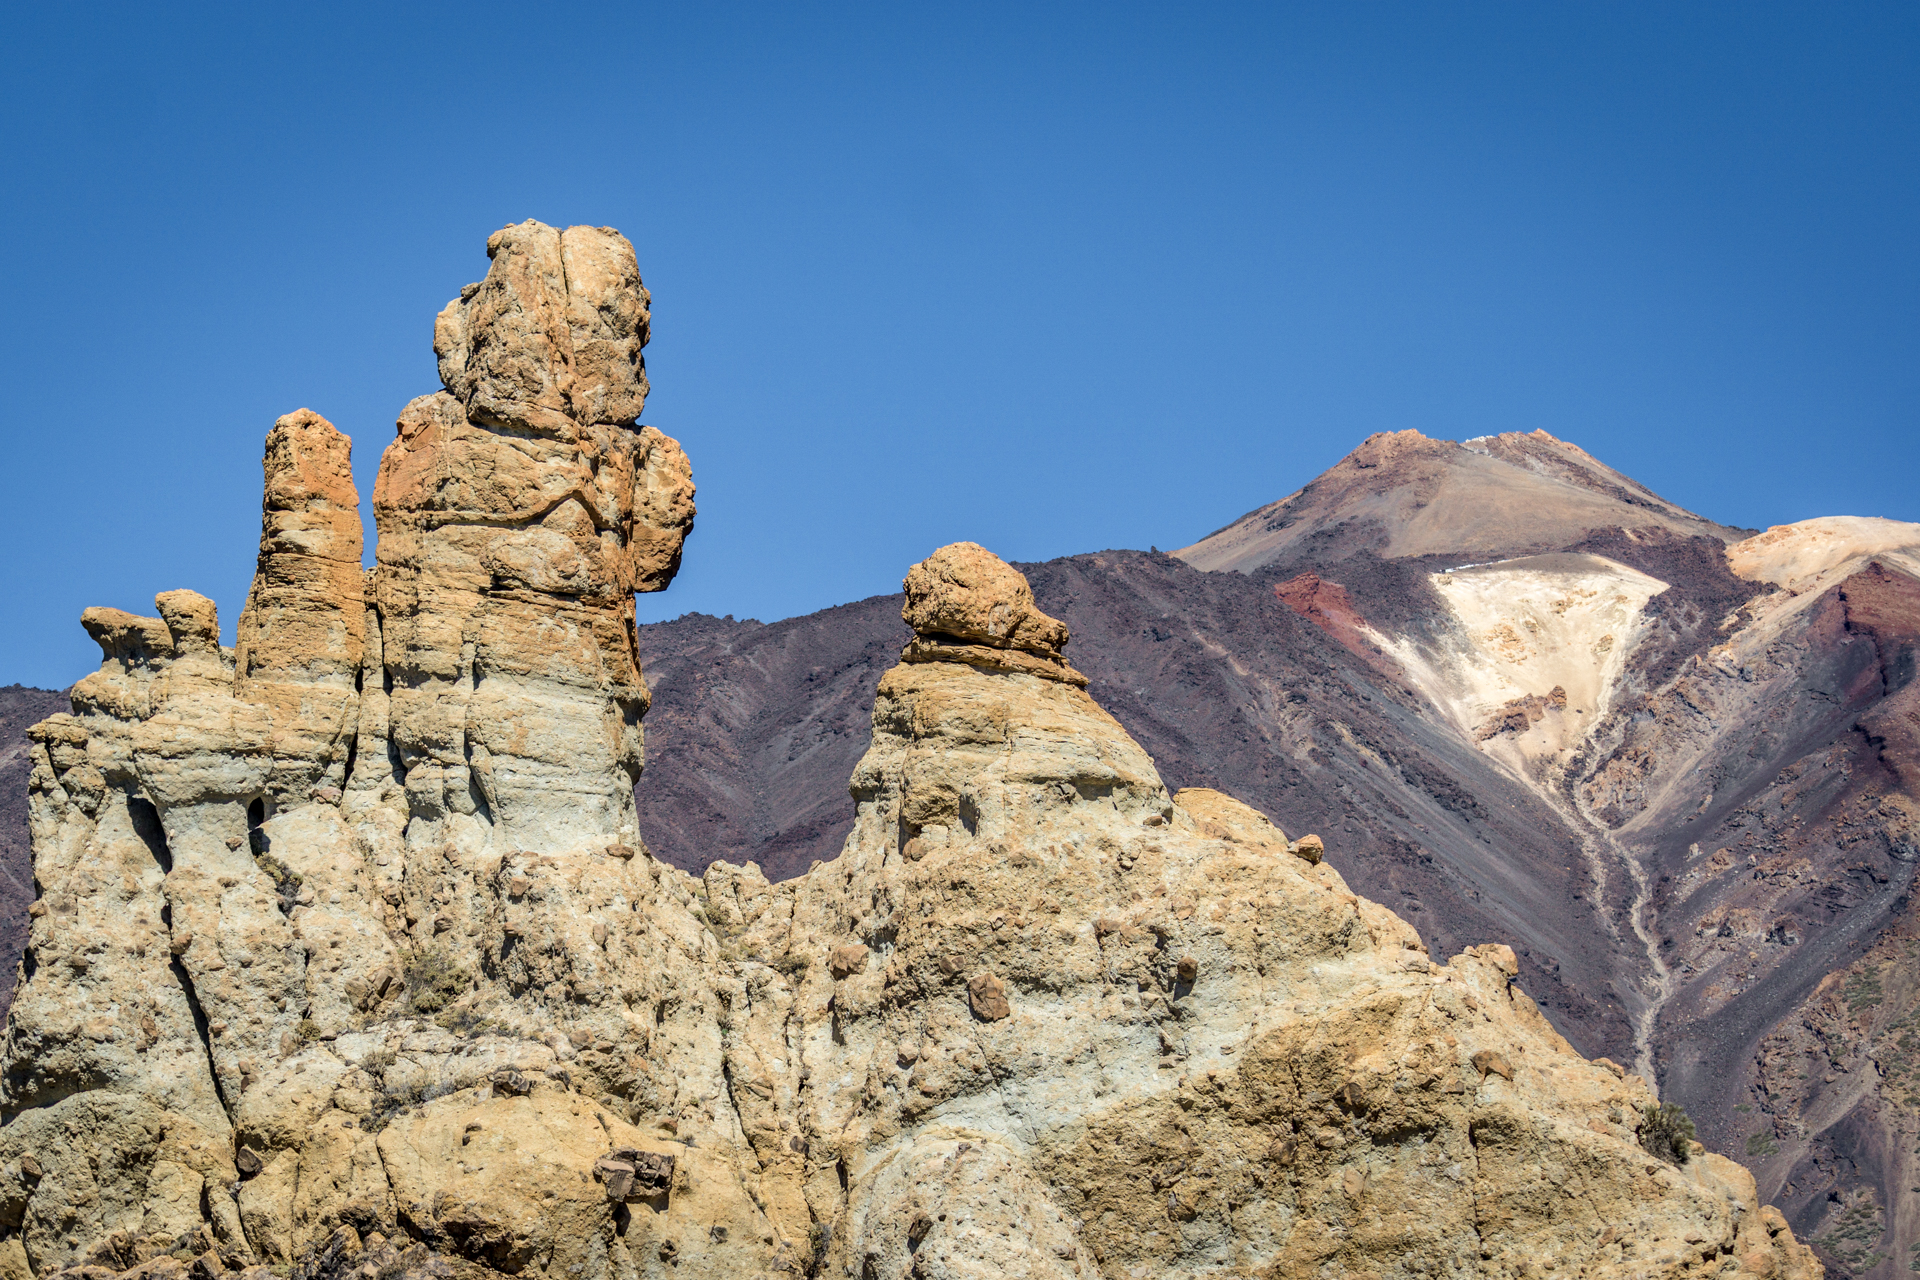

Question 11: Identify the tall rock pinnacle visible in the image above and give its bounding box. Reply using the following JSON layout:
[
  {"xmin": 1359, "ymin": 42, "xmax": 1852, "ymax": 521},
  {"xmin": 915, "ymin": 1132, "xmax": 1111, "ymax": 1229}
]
[
  {"xmin": 232, "ymin": 408, "xmax": 366, "ymax": 805},
  {"xmin": 371, "ymin": 219, "xmax": 694, "ymax": 854}
]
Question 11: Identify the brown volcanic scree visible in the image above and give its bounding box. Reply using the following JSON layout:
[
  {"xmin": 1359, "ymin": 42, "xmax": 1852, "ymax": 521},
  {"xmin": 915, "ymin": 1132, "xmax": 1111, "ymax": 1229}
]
[{"xmin": 0, "ymin": 227, "xmax": 1821, "ymax": 1280}]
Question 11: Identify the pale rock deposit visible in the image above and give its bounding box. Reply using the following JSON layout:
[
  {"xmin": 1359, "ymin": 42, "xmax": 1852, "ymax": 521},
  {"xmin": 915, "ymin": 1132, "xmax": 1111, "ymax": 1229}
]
[
  {"xmin": 1376, "ymin": 553, "xmax": 1668, "ymax": 773},
  {"xmin": 0, "ymin": 224, "xmax": 1817, "ymax": 1280},
  {"xmin": 1725, "ymin": 516, "xmax": 1920, "ymax": 594}
]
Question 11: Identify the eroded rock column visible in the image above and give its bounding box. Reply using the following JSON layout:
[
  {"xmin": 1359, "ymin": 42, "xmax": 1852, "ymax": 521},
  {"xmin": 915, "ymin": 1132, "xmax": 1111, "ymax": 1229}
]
[{"xmin": 371, "ymin": 220, "xmax": 693, "ymax": 857}]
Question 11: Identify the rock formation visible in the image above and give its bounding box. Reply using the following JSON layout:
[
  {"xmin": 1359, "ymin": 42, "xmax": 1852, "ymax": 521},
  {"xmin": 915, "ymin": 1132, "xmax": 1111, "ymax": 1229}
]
[{"xmin": 0, "ymin": 224, "xmax": 1821, "ymax": 1279}]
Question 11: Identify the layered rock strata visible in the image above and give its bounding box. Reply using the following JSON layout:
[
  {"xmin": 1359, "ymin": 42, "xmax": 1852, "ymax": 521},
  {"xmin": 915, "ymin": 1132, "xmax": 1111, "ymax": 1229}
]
[{"xmin": 0, "ymin": 224, "xmax": 1818, "ymax": 1279}]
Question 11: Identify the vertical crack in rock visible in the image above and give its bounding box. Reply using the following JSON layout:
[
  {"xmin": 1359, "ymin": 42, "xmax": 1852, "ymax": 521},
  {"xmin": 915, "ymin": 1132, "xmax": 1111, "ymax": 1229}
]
[{"xmin": 168, "ymin": 952, "xmax": 231, "ymax": 1121}]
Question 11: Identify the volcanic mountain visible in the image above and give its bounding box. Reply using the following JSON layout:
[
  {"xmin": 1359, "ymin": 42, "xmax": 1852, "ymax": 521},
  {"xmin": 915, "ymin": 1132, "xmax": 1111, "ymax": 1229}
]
[{"xmin": 1178, "ymin": 426, "xmax": 1754, "ymax": 571}]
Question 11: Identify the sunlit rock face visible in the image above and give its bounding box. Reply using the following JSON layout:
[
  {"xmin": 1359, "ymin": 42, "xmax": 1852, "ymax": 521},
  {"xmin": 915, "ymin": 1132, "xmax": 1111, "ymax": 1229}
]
[
  {"xmin": 0, "ymin": 226, "xmax": 1821, "ymax": 1280},
  {"xmin": 373, "ymin": 220, "xmax": 693, "ymax": 856}
]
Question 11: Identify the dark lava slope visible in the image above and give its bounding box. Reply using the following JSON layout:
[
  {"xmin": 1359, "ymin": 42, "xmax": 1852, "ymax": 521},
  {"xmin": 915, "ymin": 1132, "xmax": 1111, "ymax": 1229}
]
[{"xmin": 0, "ymin": 686, "xmax": 69, "ymax": 1024}]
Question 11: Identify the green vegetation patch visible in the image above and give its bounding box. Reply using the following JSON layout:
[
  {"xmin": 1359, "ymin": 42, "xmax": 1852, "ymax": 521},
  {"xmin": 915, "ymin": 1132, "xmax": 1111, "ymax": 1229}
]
[
  {"xmin": 1638, "ymin": 1102, "xmax": 1697, "ymax": 1166},
  {"xmin": 1845, "ymin": 967, "xmax": 1885, "ymax": 1012},
  {"xmin": 1818, "ymin": 1192, "xmax": 1887, "ymax": 1272},
  {"xmin": 401, "ymin": 945, "xmax": 469, "ymax": 1015}
]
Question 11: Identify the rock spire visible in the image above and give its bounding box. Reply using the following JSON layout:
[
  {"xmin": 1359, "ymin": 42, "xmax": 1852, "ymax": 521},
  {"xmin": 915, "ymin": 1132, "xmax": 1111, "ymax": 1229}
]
[{"xmin": 900, "ymin": 541, "xmax": 1087, "ymax": 685}]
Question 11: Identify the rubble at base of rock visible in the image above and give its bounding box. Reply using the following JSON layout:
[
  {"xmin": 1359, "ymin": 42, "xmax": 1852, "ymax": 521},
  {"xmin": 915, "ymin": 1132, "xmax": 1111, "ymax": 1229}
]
[{"xmin": 0, "ymin": 221, "xmax": 1819, "ymax": 1280}]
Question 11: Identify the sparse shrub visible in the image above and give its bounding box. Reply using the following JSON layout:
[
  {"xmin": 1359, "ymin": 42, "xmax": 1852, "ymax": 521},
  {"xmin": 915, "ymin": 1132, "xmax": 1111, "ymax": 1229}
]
[
  {"xmin": 1639, "ymin": 1101, "xmax": 1697, "ymax": 1165},
  {"xmin": 362, "ymin": 1083, "xmax": 422, "ymax": 1134},
  {"xmin": 363, "ymin": 1077, "xmax": 459, "ymax": 1134},
  {"xmin": 295, "ymin": 1019, "xmax": 323, "ymax": 1042},
  {"xmin": 1746, "ymin": 1129, "xmax": 1780, "ymax": 1157},
  {"xmin": 773, "ymin": 953, "xmax": 810, "ymax": 978},
  {"xmin": 401, "ymin": 945, "xmax": 467, "ymax": 1014},
  {"xmin": 1845, "ymin": 969, "xmax": 1885, "ymax": 1012},
  {"xmin": 435, "ymin": 1006, "xmax": 507, "ymax": 1037}
]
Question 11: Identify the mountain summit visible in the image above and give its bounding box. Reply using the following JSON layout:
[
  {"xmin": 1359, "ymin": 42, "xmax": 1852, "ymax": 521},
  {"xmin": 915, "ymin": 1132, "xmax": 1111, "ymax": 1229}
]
[{"xmin": 1176, "ymin": 427, "xmax": 1752, "ymax": 572}]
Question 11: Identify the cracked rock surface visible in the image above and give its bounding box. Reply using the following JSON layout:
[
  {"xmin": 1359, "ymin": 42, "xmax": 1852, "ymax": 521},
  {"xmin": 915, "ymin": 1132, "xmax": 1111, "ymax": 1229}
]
[{"xmin": 0, "ymin": 223, "xmax": 1817, "ymax": 1280}]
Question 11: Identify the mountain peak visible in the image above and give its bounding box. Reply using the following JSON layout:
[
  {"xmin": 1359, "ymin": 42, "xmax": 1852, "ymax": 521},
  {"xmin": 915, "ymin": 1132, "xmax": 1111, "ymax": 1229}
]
[{"xmin": 1177, "ymin": 429, "xmax": 1752, "ymax": 573}]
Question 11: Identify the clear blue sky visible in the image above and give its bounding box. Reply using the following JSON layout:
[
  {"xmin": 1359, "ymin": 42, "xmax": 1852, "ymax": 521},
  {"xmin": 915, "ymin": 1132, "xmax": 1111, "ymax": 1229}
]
[{"xmin": 3, "ymin": 3, "xmax": 1915, "ymax": 689}]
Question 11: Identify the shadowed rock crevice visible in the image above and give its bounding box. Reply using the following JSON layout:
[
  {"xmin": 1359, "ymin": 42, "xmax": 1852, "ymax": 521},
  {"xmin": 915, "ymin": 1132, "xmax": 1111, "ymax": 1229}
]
[{"xmin": 168, "ymin": 952, "xmax": 230, "ymax": 1121}]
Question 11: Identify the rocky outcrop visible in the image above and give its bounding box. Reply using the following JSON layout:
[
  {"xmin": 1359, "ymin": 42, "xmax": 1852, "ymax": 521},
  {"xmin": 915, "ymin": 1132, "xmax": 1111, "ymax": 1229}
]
[
  {"xmin": 0, "ymin": 224, "xmax": 1818, "ymax": 1279},
  {"xmin": 373, "ymin": 220, "xmax": 693, "ymax": 857},
  {"xmin": 0, "ymin": 221, "xmax": 715, "ymax": 1279},
  {"xmin": 899, "ymin": 541, "xmax": 1086, "ymax": 686}
]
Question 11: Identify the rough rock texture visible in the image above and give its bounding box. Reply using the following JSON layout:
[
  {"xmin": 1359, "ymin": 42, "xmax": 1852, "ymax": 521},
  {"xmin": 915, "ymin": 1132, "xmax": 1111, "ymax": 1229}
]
[
  {"xmin": 0, "ymin": 282, "xmax": 1822, "ymax": 1280},
  {"xmin": 899, "ymin": 542, "xmax": 1086, "ymax": 686}
]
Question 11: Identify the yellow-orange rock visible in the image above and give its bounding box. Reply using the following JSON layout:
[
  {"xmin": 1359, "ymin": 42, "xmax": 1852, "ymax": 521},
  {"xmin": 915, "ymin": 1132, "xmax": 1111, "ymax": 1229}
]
[
  {"xmin": 900, "ymin": 542, "xmax": 1086, "ymax": 685},
  {"xmin": 232, "ymin": 408, "xmax": 365, "ymax": 804}
]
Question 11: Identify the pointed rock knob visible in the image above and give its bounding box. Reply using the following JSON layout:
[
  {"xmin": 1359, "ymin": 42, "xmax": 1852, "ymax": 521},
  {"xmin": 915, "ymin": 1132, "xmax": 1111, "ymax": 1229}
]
[{"xmin": 902, "ymin": 543, "xmax": 1068, "ymax": 656}]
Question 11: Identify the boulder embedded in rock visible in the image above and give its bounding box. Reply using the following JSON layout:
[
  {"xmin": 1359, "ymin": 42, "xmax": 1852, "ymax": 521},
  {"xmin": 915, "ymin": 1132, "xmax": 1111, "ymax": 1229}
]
[
  {"xmin": 967, "ymin": 972, "xmax": 1011, "ymax": 1021},
  {"xmin": 827, "ymin": 944, "xmax": 869, "ymax": 979}
]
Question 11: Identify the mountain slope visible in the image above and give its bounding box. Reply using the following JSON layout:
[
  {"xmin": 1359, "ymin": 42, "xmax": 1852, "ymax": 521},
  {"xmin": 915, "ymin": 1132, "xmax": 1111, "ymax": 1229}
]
[{"xmin": 0, "ymin": 686, "xmax": 68, "ymax": 1024}]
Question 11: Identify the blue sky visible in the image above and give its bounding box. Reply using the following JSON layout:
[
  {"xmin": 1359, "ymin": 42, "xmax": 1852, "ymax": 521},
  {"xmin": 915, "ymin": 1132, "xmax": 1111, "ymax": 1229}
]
[{"xmin": 2, "ymin": 2, "xmax": 1915, "ymax": 688}]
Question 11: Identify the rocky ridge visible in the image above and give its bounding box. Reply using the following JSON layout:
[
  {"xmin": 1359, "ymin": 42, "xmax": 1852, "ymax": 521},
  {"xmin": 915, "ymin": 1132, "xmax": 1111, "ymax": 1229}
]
[{"xmin": 0, "ymin": 223, "xmax": 1818, "ymax": 1279}]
